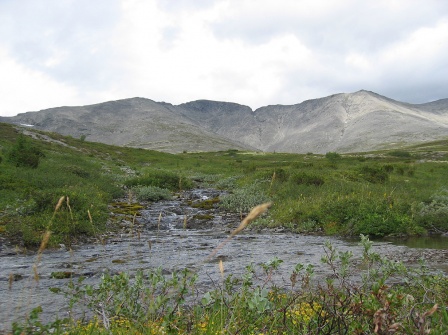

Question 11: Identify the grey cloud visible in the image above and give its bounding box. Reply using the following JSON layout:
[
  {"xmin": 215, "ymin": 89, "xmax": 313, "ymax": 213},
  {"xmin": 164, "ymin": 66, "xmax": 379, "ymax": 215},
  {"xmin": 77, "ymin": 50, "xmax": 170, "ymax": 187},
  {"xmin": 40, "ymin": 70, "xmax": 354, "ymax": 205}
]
[
  {"xmin": 0, "ymin": 0, "xmax": 122, "ymax": 89},
  {"xmin": 210, "ymin": 1, "xmax": 448, "ymax": 54},
  {"xmin": 277, "ymin": 39, "xmax": 448, "ymax": 106}
]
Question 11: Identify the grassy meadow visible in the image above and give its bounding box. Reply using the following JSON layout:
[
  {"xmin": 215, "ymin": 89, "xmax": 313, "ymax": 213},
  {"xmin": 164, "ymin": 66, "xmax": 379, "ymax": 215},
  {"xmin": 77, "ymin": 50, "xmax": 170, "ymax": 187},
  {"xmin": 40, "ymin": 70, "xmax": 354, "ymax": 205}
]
[
  {"xmin": 2, "ymin": 122, "xmax": 448, "ymax": 247},
  {"xmin": 1, "ymin": 122, "xmax": 448, "ymax": 334}
]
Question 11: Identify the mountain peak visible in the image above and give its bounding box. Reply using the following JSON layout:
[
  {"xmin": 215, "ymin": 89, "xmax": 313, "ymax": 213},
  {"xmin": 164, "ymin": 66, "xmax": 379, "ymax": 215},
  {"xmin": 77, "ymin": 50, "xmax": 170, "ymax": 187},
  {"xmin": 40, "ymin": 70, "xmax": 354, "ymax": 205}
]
[{"xmin": 2, "ymin": 91, "xmax": 448, "ymax": 154}]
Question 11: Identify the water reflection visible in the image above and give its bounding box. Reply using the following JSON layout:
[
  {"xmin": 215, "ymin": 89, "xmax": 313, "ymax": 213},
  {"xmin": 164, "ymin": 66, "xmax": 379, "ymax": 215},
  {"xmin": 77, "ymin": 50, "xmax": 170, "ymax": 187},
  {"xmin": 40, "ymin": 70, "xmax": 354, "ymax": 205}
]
[{"xmin": 382, "ymin": 236, "xmax": 448, "ymax": 249}]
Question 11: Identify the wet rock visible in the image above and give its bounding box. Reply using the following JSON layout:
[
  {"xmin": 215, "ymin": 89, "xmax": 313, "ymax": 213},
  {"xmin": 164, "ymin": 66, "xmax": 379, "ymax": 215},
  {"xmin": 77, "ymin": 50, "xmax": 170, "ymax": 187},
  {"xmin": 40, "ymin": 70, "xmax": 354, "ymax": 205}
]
[{"xmin": 10, "ymin": 273, "xmax": 24, "ymax": 281}]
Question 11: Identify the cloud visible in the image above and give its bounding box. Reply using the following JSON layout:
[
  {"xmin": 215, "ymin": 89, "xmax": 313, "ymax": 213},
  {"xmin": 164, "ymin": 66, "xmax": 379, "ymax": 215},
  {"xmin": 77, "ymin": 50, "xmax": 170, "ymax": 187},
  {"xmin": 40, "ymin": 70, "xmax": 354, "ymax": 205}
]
[
  {"xmin": 211, "ymin": 0, "xmax": 448, "ymax": 51},
  {"xmin": 0, "ymin": 0, "xmax": 447, "ymax": 116},
  {"xmin": 0, "ymin": 48, "xmax": 79, "ymax": 115},
  {"xmin": 0, "ymin": 0, "xmax": 121, "ymax": 89}
]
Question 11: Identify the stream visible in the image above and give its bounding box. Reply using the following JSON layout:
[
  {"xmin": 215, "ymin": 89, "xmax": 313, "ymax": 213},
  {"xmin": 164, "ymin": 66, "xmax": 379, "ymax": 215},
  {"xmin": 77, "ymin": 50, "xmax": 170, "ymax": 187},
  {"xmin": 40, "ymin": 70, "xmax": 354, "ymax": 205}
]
[{"xmin": 1, "ymin": 188, "xmax": 447, "ymax": 332}]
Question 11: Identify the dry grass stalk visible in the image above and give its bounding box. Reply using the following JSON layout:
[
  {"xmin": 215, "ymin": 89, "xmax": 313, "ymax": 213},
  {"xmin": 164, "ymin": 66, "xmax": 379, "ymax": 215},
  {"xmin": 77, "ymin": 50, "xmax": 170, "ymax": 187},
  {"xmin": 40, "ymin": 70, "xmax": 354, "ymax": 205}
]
[
  {"xmin": 270, "ymin": 171, "xmax": 276, "ymax": 190},
  {"xmin": 38, "ymin": 231, "xmax": 51, "ymax": 255},
  {"xmin": 33, "ymin": 264, "xmax": 39, "ymax": 283},
  {"xmin": 219, "ymin": 259, "xmax": 224, "ymax": 279},
  {"xmin": 33, "ymin": 196, "xmax": 65, "ymax": 283},
  {"xmin": 412, "ymin": 304, "xmax": 438, "ymax": 334},
  {"xmin": 66, "ymin": 196, "xmax": 73, "ymax": 220},
  {"xmin": 206, "ymin": 202, "xmax": 272, "ymax": 261},
  {"xmin": 55, "ymin": 195, "xmax": 65, "ymax": 212}
]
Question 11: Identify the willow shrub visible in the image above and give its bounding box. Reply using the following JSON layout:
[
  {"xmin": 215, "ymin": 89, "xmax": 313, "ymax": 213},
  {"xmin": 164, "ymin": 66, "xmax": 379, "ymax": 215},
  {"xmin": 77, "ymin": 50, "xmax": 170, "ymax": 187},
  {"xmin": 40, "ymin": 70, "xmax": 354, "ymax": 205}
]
[
  {"xmin": 124, "ymin": 168, "xmax": 193, "ymax": 191},
  {"xmin": 14, "ymin": 236, "xmax": 448, "ymax": 334},
  {"xmin": 219, "ymin": 180, "xmax": 270, "ymax": 213}
]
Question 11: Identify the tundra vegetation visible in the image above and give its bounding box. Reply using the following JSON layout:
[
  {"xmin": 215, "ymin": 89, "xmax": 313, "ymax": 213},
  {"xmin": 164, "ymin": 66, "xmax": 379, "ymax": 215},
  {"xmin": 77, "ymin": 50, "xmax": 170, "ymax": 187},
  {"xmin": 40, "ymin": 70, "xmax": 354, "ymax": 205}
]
[{"xmin": 1, "ymin": 122, "xmax": 448, "ymax": 333}]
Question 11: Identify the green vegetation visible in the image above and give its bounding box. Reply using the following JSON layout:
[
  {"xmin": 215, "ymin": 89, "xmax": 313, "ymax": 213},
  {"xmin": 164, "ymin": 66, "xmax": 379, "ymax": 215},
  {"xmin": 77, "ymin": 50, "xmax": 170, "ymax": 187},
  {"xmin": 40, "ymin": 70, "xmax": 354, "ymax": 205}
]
[
  {"xmin": 0, "ymin": 123, "xmax": 184, "ymax": 247},
  {"xmin": 134, "ymin": 185, "xmax": 172, "ymax": 202},
  {"xmin": 2, "ymin": 122, "xmax": 448, "ymax": 249},
  {"xmin": 2, "ymin": 123, "xmax": 448, "ymax": 333},
  {"xmin": 7, "ymin": 134, "xmax": 44, "ymax": 168},
  {"xmin": 12, "ymin": 236, "xmax": 448, "ymax": 334}
]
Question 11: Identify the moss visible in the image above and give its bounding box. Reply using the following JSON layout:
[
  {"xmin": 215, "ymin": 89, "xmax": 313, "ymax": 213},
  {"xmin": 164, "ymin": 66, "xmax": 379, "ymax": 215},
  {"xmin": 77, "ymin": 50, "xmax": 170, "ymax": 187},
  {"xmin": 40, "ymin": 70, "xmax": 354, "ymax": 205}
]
[
  {"xmin": 110, "ymin": 202, "xmax": 144, "ymax": 215},
  {"xmin": 85, "ymin": 257, "xmax": 99, "ymax": 263},
  {"xmin": 191, "ymin": 197, "xmax": 220, "ymax": 209},
  {"xmin": 112, "ymin": 259, "xmax": 127, "ymax": 264},
  {"xmin": 51, "ymin": 271, "xmax": 74, "ymax": 279}
]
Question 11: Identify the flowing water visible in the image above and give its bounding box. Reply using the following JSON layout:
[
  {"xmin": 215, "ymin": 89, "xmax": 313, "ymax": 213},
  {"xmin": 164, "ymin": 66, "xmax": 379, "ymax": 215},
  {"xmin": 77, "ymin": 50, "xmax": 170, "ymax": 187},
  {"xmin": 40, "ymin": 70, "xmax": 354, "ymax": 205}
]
[{"xmin": 1, "ymin": 188, "xmax": 447, "ymax": 332}]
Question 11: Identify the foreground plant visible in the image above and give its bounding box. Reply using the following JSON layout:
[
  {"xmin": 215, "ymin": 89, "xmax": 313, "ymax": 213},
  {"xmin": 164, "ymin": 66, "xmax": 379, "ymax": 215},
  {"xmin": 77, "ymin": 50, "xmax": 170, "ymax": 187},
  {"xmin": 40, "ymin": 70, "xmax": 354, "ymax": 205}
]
[{"xmin": 13, "ymin": 235, "xmax": 447, "ymax": 334}]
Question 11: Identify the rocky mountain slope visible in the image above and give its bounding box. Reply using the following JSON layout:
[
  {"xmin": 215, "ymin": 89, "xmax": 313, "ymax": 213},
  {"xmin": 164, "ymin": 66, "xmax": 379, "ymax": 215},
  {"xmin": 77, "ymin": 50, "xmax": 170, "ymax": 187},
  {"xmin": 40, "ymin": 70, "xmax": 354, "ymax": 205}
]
[{"xmin": 2, "ymin": 90, "xmax": 448, "ymax": 153}]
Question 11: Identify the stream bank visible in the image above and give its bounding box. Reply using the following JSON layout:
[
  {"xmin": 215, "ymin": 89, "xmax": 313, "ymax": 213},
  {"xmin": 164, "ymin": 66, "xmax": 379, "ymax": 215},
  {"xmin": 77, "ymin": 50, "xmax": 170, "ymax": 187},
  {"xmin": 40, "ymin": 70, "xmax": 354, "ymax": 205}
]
[{"xmin": 1, "ymin": 188, "xmax": 447, "ymax": 332}]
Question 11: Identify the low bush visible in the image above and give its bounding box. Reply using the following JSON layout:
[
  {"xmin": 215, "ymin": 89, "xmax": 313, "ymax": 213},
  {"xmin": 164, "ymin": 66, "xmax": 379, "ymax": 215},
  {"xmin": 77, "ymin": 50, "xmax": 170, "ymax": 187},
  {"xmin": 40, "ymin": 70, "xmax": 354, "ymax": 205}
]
[
  {"xmin": 214, "ymin": 175, "xmax": 240, "ymax": 190},
  {"xmin": 289, "ymin": 172, "xmax": 325, "ymax": 186},
  {"xmin": 388, "ymin": 150, "xmax": 412, "ymax": 157},
  {"xmin": 359, "ymin": 165, "xmax": 389, "ymax": 183},
  {"xmin": 7, "ymin": 134, "xmax": 44, "ymax": 168},
  {"xmin": 416, "ymin": 189, "xmax": 448, "ymax": 232},
  {"xmin": 124, "ymin": 169, "xmax": 193, "ymax": 190},
  {"xmin": 220, "ymin": 180, "xmax": 270, "ymax": 213},
  {"xmin": 325, "ymin": 151, "xmax": 341, "ymax": 160},
  {"xmin": 16, "ymin": 236, "xmax": 448, "ymax": 334},
  {"xmin": 134, "ymin": 185, "xmax": 172, "ymax": 202}
]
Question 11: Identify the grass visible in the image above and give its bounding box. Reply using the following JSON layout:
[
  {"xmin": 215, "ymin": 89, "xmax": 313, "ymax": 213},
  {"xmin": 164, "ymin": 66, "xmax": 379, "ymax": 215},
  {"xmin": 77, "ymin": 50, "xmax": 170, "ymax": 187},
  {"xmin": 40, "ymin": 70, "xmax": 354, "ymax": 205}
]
[
  {"xmin": 1, "ymin": 122, "xmax": 448, "ymax": 333},
  {"xmin": 2, "ymin": 122, "xmax": 448, "ymax": 247}
]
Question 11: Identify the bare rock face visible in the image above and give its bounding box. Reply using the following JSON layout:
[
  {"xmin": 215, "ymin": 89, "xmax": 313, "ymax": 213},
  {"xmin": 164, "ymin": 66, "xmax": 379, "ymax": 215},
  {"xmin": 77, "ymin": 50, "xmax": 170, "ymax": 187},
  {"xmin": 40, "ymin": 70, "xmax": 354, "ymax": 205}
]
[{"xmin": 3, "ymin": 90, "xmax": 448, "ymax": 153}]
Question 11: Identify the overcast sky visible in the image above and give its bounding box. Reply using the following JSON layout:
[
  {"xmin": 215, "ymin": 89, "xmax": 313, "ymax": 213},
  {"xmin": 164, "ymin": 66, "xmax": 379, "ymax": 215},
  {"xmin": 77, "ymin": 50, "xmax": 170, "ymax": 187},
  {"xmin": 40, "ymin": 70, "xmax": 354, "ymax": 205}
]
[{"xmin": 1, "ymin": 0, "xmax": 447, "ymax": 116}]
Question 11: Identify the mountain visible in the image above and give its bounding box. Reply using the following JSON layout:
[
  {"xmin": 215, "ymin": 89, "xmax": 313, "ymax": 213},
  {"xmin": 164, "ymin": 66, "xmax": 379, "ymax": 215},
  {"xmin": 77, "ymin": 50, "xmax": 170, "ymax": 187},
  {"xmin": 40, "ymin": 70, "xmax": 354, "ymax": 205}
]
[
  {"xmin": 2, "ymin": 90, "xmax": 448, "ymax": 153},
  {"xmin": 0, "ymin": 98, "xmax": 256, "ymax": 153}
]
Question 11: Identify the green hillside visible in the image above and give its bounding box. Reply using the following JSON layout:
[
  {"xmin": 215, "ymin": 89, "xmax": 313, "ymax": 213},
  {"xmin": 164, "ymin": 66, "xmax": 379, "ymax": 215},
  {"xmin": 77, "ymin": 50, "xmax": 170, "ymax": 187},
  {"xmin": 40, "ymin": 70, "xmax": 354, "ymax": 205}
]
[{"xmin": 1, "ymin": 122, "xmax": 448, "ymax": 248}]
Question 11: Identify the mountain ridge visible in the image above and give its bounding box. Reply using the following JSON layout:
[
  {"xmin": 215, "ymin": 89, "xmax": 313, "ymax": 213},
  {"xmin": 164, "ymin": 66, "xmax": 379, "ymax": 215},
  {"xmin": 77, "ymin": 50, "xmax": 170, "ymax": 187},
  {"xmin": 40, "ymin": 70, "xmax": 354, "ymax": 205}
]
[{"xmin": 2, "ymin": 90, "xmax": 448, "ymax": 153}]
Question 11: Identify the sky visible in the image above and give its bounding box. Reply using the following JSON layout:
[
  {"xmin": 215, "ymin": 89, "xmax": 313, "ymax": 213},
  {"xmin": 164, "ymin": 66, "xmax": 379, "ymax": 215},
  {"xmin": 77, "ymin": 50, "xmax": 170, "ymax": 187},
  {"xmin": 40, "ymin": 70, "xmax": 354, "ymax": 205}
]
[{"xmin": 1, "ymin": 0, "xmax": 448, "ymax": 116}]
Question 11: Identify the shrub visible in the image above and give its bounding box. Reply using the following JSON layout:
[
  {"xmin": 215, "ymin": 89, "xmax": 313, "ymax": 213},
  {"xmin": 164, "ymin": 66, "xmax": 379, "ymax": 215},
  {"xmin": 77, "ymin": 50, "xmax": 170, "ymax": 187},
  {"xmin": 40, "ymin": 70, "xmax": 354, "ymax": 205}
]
[
  {"xmin": 416, "ymin": 189, "xmax": 448, "ymax": 232},
  {"xmin": 359, "ymin": 165, "xmax": 389, "ymax": 183},
  {"xmin": 215, "ymin": 176, "xmax": 240, "ymax": 190},
  {"xmin": 388, "ymin": 150, "xmax": 411, "ymax": 158},
  {"xmin": 66, "ymin": 165, "xmax": 90, "ymax": 178},
  {"xmin": 273, "ymin": 168, "xmax": 289, "ymax": 182},
  {"xmin": 28, "ymin": 237, "xmax": 448, "ymax": 334},
  {"xmin": 220, "ymin": 180, "xmax": 270, "ymax": 213},
  {"xmin": 289, "ymin": 172, "xmax": 324, "ymax": 186},
  {"xmin": 134, "ymin": 186, "xmax": 172, "ymax": 202},
  {"xmin": 124, "ymin": 169, "xmax": 192, "ymax": 190},
  {"xmin": 382, "ymin": 164, "xmax": 394, "ymax": 173},
  {"xmin": 325, "ymin": 152, "xmax": 341, "ymax": 160},
  {"xmin": 320, "ymin": 196, "xmax": 412, "ymax": 237},
  {"xmin": 7, "ymin": 134, "xmax": 44, "ymax": 168}
]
